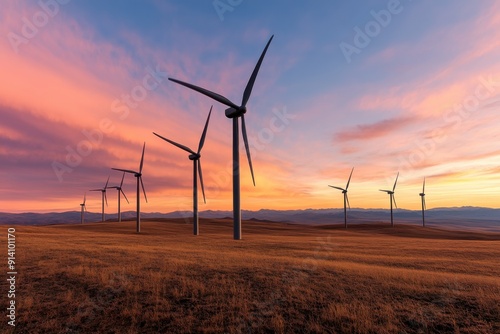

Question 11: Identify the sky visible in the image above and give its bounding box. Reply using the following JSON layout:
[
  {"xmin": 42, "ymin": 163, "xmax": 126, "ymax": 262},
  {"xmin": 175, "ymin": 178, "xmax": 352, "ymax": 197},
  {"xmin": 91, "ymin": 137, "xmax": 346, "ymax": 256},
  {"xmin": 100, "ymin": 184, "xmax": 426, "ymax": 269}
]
[{"xmin": 1, "ymin": 0, "xmax": 500, "ymax": 214}]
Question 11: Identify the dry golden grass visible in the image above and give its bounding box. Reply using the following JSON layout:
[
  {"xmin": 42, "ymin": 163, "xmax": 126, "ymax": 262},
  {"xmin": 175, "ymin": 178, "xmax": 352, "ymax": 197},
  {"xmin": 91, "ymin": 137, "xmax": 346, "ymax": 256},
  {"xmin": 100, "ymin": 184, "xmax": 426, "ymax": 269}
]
[{"xmin": 2, "ymin": 219, "xmax": 500, "ymax": 333}]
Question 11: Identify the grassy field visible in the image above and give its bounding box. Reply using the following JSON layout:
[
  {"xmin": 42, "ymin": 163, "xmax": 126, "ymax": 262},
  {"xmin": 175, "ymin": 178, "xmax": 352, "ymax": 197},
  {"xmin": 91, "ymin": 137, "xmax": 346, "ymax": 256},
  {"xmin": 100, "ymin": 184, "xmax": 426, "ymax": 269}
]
[{"xmin": 2, "ymin": 219, "xmax": 500, "ymax": 333}]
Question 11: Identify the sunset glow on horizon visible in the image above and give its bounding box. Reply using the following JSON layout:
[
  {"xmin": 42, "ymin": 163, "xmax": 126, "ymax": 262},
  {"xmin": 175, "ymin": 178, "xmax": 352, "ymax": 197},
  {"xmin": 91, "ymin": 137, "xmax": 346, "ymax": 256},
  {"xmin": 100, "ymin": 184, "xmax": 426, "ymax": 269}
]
[{"xmin": 1, "ymin": 1, "xmax": 500, "ymax": 213}]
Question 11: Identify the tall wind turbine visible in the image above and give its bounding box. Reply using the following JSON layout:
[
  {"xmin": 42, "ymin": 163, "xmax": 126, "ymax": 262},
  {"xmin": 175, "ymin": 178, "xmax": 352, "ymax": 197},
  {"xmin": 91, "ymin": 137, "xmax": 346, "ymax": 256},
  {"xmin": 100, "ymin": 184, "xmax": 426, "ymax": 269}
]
[
  {"xmin": 112, "ymin": 143, "xmax": 147, "ymax": 233},
  {"xmin": 80, "ymin": 193, "xmax": 86, "ymax": 224},
  {"xmin": 379, "ymin": 172, "xmax": 399, "ymax": 227},
  {"xmin": 153, "ymin": 107, "xmax": 212, "ymax": 236},
  {"xmin": 168, "ymin": 35, "xmax": 274, "ymax": 240},
  {"xmin": 328, "ymin": 167, "xmax": 354, "ymax": 229},
  {"xmin": 420, "ymin": 177, "xmax": 426, "ymax": 227},
  {"xmin": 90, "ymin": 176, "xmax": 109, "ymax": 222},
  {"xmin": 108, "ymin": 172, "xmax": 129, "ymax": 223}
]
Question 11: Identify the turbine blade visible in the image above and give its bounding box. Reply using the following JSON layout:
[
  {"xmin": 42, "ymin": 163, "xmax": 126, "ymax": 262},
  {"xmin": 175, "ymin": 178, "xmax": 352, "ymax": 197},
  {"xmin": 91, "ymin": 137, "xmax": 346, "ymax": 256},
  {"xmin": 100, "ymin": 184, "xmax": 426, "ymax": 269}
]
[
  {"xmin": 423, "ymin": 197, "xmax": 426, "ymax": 210},
  {"xmin": 392, "ymin": 195, "xmax": 398, "ymax": 209},
  {"xmin": 121, "ymin": 188, "xmax": 129, "ymax": 204},
  {"xmin": 241, "ymin": 35, "xmax": 274, "ymax": 107},
  {"xmin": 153, "ymin": 132, "xmax": 195, "ymax": 154},
  {"xmin": 140, "ymin": 177, "xmax": 148, "ymax": 203},
  {"xmin": 89, "ymin": 189, "xmax": 102, "ymax": 192},
  {"xmin": 120, "ymin": 172, "xmax": 125, "ymax": 188},
  {"xmin": 83, "ymin": 193, "xmax": 86, "ymax": 205},
  {"xmin": 346, "ymin": 167, "xmax": 354, "ymax": 189},
  {"xmin": 241, "ymin": 115, "xmax": 255, "ymax": 186},
  {"xmin": 168, "ymin": 78, "xmax": 239, "ymax": 110},
  {"xmin": 197, "ymin": 106, "xmax": 212, "ymax": 154},
  {"xmin": 112, "ymin": 168, "xmax": 137, "ymax": 175},
  {"xmin": 393, "ymin": 172, "xmax": 399, "ymax": 191},
  {"xmin": 104, "ymin": 176, "xmax": 110, "ymax": 189},
  {"xmin": 379, "ymin": 189, "xmax": 390, "ymax": 193},
  {"xmin": 423, "ymin": 177, "xmax": 426, "ymax": 193},
  {"xmin": 346, "ymin": 194, "xmax": 351, "ymax": 210},
  {"xmin": 198, "ymin": 160, "xmax": 206, "ymax": 204},
  {"xmin": 139, "ymin": 142, "xmax": 146, "ymax": 173},
  {"xmin": 328, "ymin": 185, "xmax": 345, "ymax": 191},
  {"xmin": 104, "ymin": 191, "xmax": 108, "ymax": 207}
]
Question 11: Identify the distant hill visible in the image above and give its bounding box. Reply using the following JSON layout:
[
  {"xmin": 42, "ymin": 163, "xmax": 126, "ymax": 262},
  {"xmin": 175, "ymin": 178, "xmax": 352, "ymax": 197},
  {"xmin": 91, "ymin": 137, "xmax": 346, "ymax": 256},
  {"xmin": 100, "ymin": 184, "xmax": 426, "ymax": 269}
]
[{"xmin": 1, "ymin": 207, "xmax": 499, "ymax": 231}]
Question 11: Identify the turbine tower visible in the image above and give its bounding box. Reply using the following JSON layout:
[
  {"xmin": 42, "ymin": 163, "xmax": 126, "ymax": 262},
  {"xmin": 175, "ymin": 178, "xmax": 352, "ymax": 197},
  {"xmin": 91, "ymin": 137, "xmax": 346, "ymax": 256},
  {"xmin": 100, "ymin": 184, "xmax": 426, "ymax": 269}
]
[
  {"xmin": 379, "ymin": 172, "xmax": 399, "ymax": 227},
  {"xmin": 112, "ymin": 143, "xmax": 147, "ymax": 233},
  {"xmin": 328, "ymin": 167, "xmax": 354, "ymax": 229},
  {"xmin": 90, "ymin": 176, "xmax": 109, "ymax": 222},
  {"xmin": 420, "ymin": 177, "xmax": 426, "ymax": 227},
  {"xmin": 153, "ymin": 107, "xmax": 212, "ymax": 236},
  {"xmin": 168, "ymin": 35, "xmax": 274, "ymax": 240},
  {"xmin": 80, "ymin": 193, "xmax": 86, "ymax": 224},
  {"xmin": 108, "ymin": 172, "xmax": 129, "ymax": 222}
]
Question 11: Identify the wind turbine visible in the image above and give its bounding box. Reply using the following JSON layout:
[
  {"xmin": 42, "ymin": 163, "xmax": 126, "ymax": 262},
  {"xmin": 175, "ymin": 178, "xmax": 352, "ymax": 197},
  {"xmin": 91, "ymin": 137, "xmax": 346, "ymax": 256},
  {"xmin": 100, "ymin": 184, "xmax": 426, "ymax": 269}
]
[
  {"xmin": 112, "ymin": 143, "xmax": 147, "ymax": 233},
  {"xmin": 108, "ymin": 172, "xmax": 129, "ymax": 223},
  {"xmin": 420, "ymin": 177, "xmax": 426, "ymax": 227},
  {"xmin": 80, "ymin": 193, "xmax": 86, "ymax": 224},
  {"xmin": 168, "ymin": 35, "xmax": 274, "ymax": 240},
  {"xmin": 379, "ymin": 172, "xmax": 399, "ymax": 227},
  {"xmin": 153, "ymin": 107, "xmax": 212, "ymax": 236},
  {"xmin": 328, "ymin": 167, "xmax": 354, "ymax": 229},
  {"xmin": 90, "ymin": 176, "xmax": 109, "ymax": 222}
]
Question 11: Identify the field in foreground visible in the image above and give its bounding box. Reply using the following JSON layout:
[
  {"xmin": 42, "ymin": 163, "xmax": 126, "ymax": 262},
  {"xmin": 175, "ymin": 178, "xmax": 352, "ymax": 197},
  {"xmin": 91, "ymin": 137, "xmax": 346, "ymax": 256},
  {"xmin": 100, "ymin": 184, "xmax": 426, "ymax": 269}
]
[{"xmin": 2, "ymin": 219, "xmax": 500, "ymax": 333}]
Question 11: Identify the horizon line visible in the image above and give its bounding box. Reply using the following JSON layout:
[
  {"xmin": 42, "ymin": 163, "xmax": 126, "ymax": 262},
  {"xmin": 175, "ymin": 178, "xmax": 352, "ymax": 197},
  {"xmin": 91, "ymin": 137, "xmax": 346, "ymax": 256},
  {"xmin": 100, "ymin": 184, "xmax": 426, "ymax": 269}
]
[{"xmin": 1, "ymin": 205, "xmax": 499, "ymax": 215}]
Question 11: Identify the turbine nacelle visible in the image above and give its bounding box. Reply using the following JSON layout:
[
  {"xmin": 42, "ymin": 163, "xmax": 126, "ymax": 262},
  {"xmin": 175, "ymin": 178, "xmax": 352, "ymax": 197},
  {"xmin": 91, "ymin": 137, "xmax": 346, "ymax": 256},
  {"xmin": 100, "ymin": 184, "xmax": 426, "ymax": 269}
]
[
  {"xmin": 419, "ymin": 193, "xmax": 425, "ymax": 197},
  {"xmin": 189, "ymin": 153, "xmax": 201, "ymax": 161},
  {"xmin": 225, "ymin": 107, "xmax": 246, "ymax": 118}
]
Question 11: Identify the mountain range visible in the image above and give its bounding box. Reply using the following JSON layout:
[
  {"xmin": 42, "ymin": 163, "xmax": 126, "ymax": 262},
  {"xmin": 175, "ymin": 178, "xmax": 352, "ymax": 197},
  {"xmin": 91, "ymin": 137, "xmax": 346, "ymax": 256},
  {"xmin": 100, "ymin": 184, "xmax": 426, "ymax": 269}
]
[{"xmin": 1, "ymin": 207, "xmax": 499, "ymax": 232}]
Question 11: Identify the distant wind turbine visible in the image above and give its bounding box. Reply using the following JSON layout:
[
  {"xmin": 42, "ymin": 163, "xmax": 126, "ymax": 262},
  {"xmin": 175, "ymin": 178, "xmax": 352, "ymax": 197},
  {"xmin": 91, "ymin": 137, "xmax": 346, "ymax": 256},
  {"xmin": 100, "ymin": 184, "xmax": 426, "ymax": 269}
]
[
  {"xmin": 108, "ymin": 172, "xmax": 129, "ymax": 223},
  {"xmin": 153, "ymin": 107, "xmax": 212, "ymax": 236},
  {"xmin": 90, "ymin": 176, "xmax": 109, "ymax": 222},
  {"xmin": 168, "ymin": 35, "xmax": 274, "ymax": 240},
  {"xmin": 420, "ymin": 177, "xmax": 426, "ymax": 227},
  {"xmin": 112, "ymin": 143, "xmax": 147, "ymax": 233},
  {"xmin": 379, "ymin": 172, "xmax": 399, "ymax": 227},
  {"xmin": 80, "ymin": 193, "xmax": 87, "ymax": 224},
  {"xmin": 328, "ymin": 167, "xmax": 354, "ymax": 229}
]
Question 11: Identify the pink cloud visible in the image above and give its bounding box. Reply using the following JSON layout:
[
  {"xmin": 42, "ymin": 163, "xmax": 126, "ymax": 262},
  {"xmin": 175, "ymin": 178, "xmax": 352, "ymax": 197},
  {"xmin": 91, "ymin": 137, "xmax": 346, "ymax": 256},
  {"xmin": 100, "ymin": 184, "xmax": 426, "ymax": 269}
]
[{"xmin": 334, "ymin": 116, "xmax": 415, "ymax": 142}]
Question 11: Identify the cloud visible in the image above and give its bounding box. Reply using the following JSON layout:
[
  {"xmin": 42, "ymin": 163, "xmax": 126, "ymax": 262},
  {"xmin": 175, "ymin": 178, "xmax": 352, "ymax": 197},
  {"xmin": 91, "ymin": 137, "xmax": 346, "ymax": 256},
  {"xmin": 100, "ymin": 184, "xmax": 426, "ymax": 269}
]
[{"xmin": 333, "ymin": 116, "xmax": 416, "ymax": 143}]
